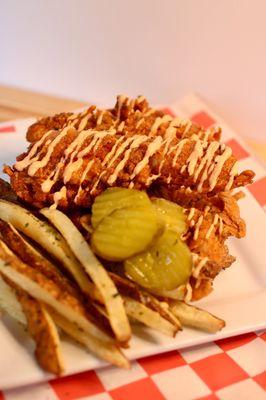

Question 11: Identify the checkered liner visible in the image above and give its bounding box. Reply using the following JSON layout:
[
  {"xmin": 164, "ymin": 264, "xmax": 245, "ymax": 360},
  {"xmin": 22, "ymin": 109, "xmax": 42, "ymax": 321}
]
[{"xmin": 0, "ymin": 94, "xmax": 265, "ymax": 400}]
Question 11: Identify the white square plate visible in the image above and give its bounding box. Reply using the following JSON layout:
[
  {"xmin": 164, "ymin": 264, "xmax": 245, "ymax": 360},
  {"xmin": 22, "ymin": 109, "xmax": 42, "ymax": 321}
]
[{"xmin": 0, "ymin": 120, "xmax": 265, "ymax": 391}]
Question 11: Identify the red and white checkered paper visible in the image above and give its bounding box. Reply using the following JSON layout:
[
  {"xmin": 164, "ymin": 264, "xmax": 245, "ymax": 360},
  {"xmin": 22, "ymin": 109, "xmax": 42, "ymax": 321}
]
[{"xmin": 0, "ymin": 94, "xmax": 265, "ymax": 400}]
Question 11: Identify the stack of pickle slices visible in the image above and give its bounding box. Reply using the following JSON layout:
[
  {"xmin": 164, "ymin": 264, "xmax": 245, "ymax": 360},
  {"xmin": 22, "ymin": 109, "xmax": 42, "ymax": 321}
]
[{"xmin": 90, "ymin": 188, "xmax": 192, "ymax": 296}]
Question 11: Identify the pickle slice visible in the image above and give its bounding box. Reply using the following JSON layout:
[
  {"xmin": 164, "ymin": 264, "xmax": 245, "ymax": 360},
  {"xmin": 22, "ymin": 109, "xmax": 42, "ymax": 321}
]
[
  {"xmin": 124, "ymin": 230, "xmax": 192, "ymax": 293},
  {"xmin": 91, "ymin": 206, "xmax": 159, "ymax": 261},
  {"xmin": 92, "ymin": 188, "xmax": 151, "ymax": 228},
  {"xmin": 152, "ymin": 198, "xmax": 187, "ymax": 236}
]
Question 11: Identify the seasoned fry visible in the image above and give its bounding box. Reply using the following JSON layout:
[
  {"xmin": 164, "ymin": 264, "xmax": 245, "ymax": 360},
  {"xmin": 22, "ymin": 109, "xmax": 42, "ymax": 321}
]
[
  {"xmin": 16, "ymin": 290, "xmax": 65, "ymax": 375},
  {"xmin": 169, "ymin": 300, "xmax": 225, "ymax": 333},
  {"xmin": 49, "ymin": 308, "xmax": 130, "ymax": 369},
  {"xmin": 0, "ymin": 219, "xmax": 78, "ymax": 296},
  {"xmin": 40, "ymin": 208, "xmax": 131, "ymax": 344},
  {"xmin": 0, "ymin": 275, "xmax": 26, "ymax": 324},
  {"xmin": 0, "ymin": 240, "xmax": 112, "ymax": 343},
  {"xmin": 109, "ymin": 272, "xmax": 181, "ymax": 330},
  {"xmin": 0, "ymin": 200, "xmax": 93, "ymax": 295},
  {"xmin": 124, "ymin": 297, "xmax": 178, "ymax": 337}
]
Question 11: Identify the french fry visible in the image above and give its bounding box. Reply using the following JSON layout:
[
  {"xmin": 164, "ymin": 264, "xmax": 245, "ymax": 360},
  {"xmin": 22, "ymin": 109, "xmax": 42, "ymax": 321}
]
[
  {"xmin": 124, "ymin": 297, "xmax": 178, "ymax": 337},
  {"xmin": 0, "ymin": 200, "xmax": 93, "ymax": 295},
  {"xmin": 169, "ymin": 300, "xmax": 225, "ymax": 333},
  {"xmin": 0, "ymin": 275, "xmax": 26, "ymax": 324},
  {"xmin": 0, "ymin": 240, "xmax": 112, "ymax": 344},
  {"xmin": 16, "ymin": 290, "xmax": 65, "ymax": 375},
  {"xmin": 41, "ymin": 208, "xmax": 131, "ymax": 344},
  {"xmin": 49, "ymin": 308, "xmax": 130, "ymax": 369},
  {"xmin": 109, "ymin": 272, "xmax": 182, "ymax": 330},
  {"xmin": 0, "ymin": 219, "xmax": 78, "ymax": 296}
]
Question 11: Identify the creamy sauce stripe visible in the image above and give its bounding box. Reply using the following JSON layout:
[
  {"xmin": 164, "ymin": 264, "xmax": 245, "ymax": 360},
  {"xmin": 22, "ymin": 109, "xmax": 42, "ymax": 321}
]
[{"xmin": 15, "ymin": 103, "xmax": 237, "ymax": 209}]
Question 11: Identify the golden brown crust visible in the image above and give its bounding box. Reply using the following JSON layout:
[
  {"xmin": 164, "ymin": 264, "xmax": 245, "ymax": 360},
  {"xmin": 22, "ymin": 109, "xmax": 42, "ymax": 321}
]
[{"xmin": 15, "ymin": 290, "xmax": 64, "ymax": 375}]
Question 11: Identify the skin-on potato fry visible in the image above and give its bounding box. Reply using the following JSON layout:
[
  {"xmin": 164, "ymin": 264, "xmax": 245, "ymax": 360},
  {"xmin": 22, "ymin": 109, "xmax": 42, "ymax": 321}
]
[
  {"xmin": 0, "ymin": 200, "xmax": 93, "ymax": 295},
  {"xmin": 0, "ymin": 219, "xmax": 118, "ymax": 341},
  {"xmin": 109, "ymin": 272, "xmax": 182, "ymax": 330},
  {"xmin": 40, "ymin": 208, "xmax": 131, "ymax": 344},
  {"xmin": 124, "ymin": 297, "xmax": 178, "ymax": 337},
  {"xmin": 16, "ymin": 290, "xmax": 65, "ymax": 375},
  {"xmin": 48, "ymin": 308, "xmax": 130, "ymax": 369},
  {"xmin": 0, "ymin": 275, "xmax": 26, "ymax": 325},
  {"xmin": 0, "ymin": 240, "xmax": 112, "ymax": 344},
  {"xmin": 169, "ymin": 300, "xmax": 225, "ymax": 333},
  {"xmin": 0, "ymin": 219, "xmax": 78, "ymax": 296}
]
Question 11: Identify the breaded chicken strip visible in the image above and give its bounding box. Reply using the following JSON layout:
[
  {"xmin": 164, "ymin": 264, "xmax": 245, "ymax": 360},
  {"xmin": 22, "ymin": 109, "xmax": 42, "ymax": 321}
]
[
  {"xmin": 26, "ymin": 95, "xmax": 220, "ymax": 143},
  {"xmin": 5, "ymin": 128, "xmax": 253, "ymax": 210}
]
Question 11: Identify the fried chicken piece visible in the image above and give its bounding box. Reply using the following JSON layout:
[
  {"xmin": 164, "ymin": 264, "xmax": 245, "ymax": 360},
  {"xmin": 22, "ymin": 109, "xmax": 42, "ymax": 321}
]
[
  {"xmin": 26, "ymin": 95, "xmax": 220, "ymax": 144},
  {"xmin": 5, "ymin": 122, "xmax": 254, "ymax": 210},
  {"xmin": 181, "ymin": 191, "xmax": 246, "ymax": 299}
]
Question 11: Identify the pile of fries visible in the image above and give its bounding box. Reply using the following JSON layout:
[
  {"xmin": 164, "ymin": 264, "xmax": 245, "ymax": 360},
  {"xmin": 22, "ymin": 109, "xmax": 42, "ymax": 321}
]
[{"xmin": 0, "ymin": 197, "xmax": 225, "ymax": 375}]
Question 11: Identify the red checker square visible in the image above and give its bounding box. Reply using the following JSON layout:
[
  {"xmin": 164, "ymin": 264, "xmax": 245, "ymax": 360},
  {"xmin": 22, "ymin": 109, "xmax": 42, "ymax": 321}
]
[
  {"xmin": 225, "ymin": 138, "xmax": 250, "ymax": 160},
  {"xmin": 139, "ymin": 350, "xmax": 186, "ymax": 375},
  {"xmin": 258, "ymin": 331, "xmax": 266, "ymax": 341},
  {"xmin": 197, "ymin": 394, "xmax": 219, "ymax": 400},
  {"xmin": 161, "ymin": 107, "xmax": 176, "ymax": 117},
  {"xmin": 190, "ymin": 353, "xmax": 249, "ymax": 391},
  {"xmin": 50, "ymin": 370, "xmax": 104, "ymax": 400},
  {"xmin": 248, "ymin": 177, "xmax": 266, "ymax": 207},
  {"xmin": 216, "ymin": 332, "xmax": 257, "ymax": 351},
  {"xmin": 191, "ymin": 111, "xmax": 215, "ymax": 129},
  {"xmin": 0, "ymin": 125, "xmax": 16, "ymax": 133},
  {"xmin": 253, "ymin": 371, "xmax": 266, "ymax": 391},
  {"xmin": 110, "ymin": 377, "xmax": 164, "ymax": 400}
]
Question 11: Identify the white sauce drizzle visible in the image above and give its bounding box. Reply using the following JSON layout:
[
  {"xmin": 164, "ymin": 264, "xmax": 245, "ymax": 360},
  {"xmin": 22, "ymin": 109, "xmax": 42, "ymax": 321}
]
[
  {"xmin": 187, "ymin": 207, "xmax": 195, "ymax": 221},
  {"xmin": 74, "ymin": 160, "xmax": 94, "ymax": 202},
  {"xmin": 15, "ymin": 130, "xmax": 54, "ymax": 172},
  {"xmin": 209, "ymin": 146, "xmax": 232, "ymax": 191},
  {"xmin": 193, "ymin": 215, "xmax": 203, "ymax": 240},
  {"xmin": 117, "ymin": 121, "xmax": 125, "ymax": 132},
  {"xmin": 107, "ymin": 136, "xmax": 148, "ymax": 184},
  {"xmin": 196, "ymin": 142, "xmax": 220, "ymax": 192},
  {"xmin": 225, "ymin": 161, "xmax": 238, "ymax": 191},
  {"xmin": 218, "ymin": 216, "xmax": 224, "ymax": 235},
  {"xmin": 151, "ymin": 115, "xmax": 171, "ymax": 134},
  {"xmin": 184, "ymin": 283, "xmax": 192, "ymax": 301},
  {"xmin": 172, "ymin": 139, "xmax": 188, "ymax": 167},
  {"xmin": 206, "ymin": 213, "xmax": 219, "ymax": 239},
  {"xmin": 50, "ymin": 186, "xmax": 67, "ymax": 210},
  {"xmin": 41, "ymin": 129, "xmax": 92, "ymax": 192},
  {"xmin": 130, "ymin": 136, "xmax": 163, "ymax": 181},
  {"xmin": 204, "ymin": 205, "xmax": 210, "ymax": 216},
  {"xmin": 136, "ymin": 95, "xmax": 145, "ymax": 103},
  {"xmin": 181, "ymin": 139, "xmax": 204, "ymax": 177},
  {"xmin": 136, "ymin": 118, "xmax": 144, "ymax": 129},
  {"xmin": 144, "ymin": 109, "xmax": 156, "ymax": 117},
  {"xmin": 27, "ymin": 127, "xmax": 73, "ymax": 176},
  {"xmin": 192, "ymin": 256, "xmax": 208, "ymax": 278},
  {"xmin": 96, "ymin": 111, "xmax": 105, "ymax": 126},
  {"xmin": 78, "ymin": 112, "xmax": 92, "ymax": 131}
]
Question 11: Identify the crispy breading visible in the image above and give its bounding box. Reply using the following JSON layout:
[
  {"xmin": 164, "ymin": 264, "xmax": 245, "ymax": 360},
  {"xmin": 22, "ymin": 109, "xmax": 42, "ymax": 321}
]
[
  {"xmin": 0, "ymin": 219, "xmax": 78, "ymax": 296},
  {"xmin": 5, "ymin": 132, "xmax": 253, "ymax": 210}
]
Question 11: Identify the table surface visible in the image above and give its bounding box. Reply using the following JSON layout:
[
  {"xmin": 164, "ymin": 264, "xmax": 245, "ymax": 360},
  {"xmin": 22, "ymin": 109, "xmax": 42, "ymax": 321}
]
[{"xmin": 0, "ymin": 84, "xmax": 266, "ymax": 163}]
